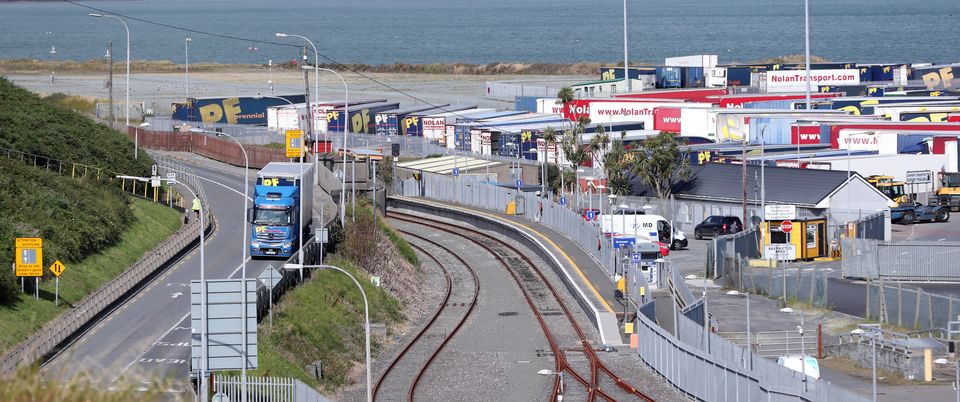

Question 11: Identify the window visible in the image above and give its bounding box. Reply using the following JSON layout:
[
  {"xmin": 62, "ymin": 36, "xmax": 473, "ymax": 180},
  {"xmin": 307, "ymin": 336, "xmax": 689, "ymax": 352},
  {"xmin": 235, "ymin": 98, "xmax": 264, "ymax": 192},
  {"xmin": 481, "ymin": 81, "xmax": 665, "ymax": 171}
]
[{"xmin": 253, "ymin": 208, "xmax": 291, "ymax": 225}]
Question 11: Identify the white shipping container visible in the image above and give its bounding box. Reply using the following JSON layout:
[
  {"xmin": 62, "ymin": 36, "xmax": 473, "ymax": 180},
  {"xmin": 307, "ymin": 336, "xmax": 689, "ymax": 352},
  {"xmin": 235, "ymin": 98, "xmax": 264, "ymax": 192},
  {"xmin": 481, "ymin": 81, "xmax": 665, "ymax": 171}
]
[
  {"xmin": 470, "ymin": 129, "xmax": 482, "ymax": 154},
  {"xmin": 536, "ymin": 98, "xmax": 565, "ymax": 114},
  {"xmin": 815, "ymin": 153, "xmax": 949, "ymax": 183},
  {"xmin": 588, "ymin": 101, "xmax": 682, "ymax": 130},
  {"xmin": 422, "ymin": 117, "xmax": 446, "ymax": 140},
  {"xmin": 680, "ymin": 108, "xmax": 718, "ymax": 139},
  {"xmin": 873, "ymin": 105, "xmax": 960, "ymax": 122},
  {"xmin": 267, "ymin": 104, "xmax": 306, "ymax": 131},
  {"xmin": 665, "ymin": 54, "xmax": 717, "ymax": 68}
]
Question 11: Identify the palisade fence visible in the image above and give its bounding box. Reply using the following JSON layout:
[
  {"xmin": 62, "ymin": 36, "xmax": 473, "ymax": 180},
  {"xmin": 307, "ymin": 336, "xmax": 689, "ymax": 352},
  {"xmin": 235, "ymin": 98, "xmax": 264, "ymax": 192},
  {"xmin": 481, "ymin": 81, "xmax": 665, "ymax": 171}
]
[
  {"xmin": 842, "ymin": 238, "xmax": 960, "ymax": 281},
  {"xmin": 864, "ymin": 281, "xmax": 960, "ymax": 331},
  {"xmin": 850, "ymin": 210, "xmax": 886, "ymax": 241},
  {"xmin": 483, "ymin": 79, "xmax": 573, "ymax": 101},
  {"xmin": 396, "ymin": 172, "xmax": 619, "ymax": 277},
  {"xmin": 215, "ymin": 375, "xmax": 330, "ymax": 402},
  {"xmin": 0, "ymin": 154, "xmax": 212, "ymax": 376}
]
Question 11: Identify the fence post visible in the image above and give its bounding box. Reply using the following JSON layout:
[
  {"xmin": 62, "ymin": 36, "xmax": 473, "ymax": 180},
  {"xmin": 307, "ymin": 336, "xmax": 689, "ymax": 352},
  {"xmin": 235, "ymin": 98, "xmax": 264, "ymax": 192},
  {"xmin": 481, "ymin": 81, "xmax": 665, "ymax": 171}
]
[
  {"xmin": 817, "ymin": 324, "xmax": 823, "ymax": 359},
  {"xmin": 898, "ymin": 282, "xmax": 903, "ymax": 327},
  {"xmin": 915, "ymin": 288, "xmax": 923, "ymax": 329}
]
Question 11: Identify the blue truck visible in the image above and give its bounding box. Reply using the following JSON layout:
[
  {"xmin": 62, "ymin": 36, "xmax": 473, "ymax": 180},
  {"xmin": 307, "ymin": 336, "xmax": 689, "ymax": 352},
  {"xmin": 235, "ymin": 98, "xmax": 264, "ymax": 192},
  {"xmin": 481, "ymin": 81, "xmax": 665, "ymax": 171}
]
[{"xmin": 248, "ymin": 162, "xmax": 315, "ymax": 258}]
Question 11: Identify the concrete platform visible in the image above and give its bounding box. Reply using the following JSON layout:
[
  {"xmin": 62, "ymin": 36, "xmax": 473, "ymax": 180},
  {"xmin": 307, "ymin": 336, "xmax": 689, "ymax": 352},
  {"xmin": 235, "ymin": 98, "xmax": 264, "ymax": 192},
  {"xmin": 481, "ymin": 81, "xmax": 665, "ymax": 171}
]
[{"xmin": 387, "ymin": 196, "xmax": 627, "ymax": 347}]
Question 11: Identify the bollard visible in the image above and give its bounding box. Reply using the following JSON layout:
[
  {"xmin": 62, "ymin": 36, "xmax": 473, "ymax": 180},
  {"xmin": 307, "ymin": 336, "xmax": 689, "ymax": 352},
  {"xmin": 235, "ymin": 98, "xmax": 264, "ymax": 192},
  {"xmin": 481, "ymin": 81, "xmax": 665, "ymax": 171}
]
[{"xmin": 925, "ymin": 348, "xmax": 933, "ymax": 382}]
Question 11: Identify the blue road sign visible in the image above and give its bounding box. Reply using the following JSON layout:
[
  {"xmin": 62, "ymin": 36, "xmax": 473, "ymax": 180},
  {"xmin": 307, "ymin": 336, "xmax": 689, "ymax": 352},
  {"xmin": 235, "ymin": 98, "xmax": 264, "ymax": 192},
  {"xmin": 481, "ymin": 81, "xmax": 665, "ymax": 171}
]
[
  {"xmin": 516, "ymin": 179, "xmax": 522, "ymax": 188},
  {"xmin": 586, "ymin": 210, "xmax": 596, "ymax": 221},
  {"xmin": 452, "ymin": 167, "xmax": 460, "ymax": 177},
  {"xmin": 613, "ymin": 237, "xmax": 636, "ymax": 249},
  {"xmin": 559, "ymin": 197, "xmax": 567, "ymax": 206},
  {"xmin": 631, "ymin": 252, "xmax": 641, "ymax": 263}
]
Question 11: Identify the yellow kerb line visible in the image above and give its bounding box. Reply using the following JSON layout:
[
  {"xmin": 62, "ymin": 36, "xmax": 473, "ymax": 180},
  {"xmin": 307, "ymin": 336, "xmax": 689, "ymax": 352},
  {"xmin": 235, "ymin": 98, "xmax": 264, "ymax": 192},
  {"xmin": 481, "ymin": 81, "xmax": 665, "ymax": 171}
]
[{"xmin": 415, "ymin": 198, "xmax": 614, "ymax": 313}]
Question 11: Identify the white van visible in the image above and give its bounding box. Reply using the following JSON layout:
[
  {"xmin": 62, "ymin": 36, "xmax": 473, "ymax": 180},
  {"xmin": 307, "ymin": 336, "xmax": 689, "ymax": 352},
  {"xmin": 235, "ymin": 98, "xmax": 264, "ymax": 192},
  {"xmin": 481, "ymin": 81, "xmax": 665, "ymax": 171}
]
[
  {"xmin": 776, "ymin": 356, "xmax": 821, "ymax": 379},
  {"xmin": 602, "ymin": 213, "xmax": 688, "ymax": 250}
]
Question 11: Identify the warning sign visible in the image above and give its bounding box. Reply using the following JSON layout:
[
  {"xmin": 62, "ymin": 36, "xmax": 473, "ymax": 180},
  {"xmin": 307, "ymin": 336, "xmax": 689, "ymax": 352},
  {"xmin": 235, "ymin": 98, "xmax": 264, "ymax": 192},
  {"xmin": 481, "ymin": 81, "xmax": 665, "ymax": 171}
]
[
  {"xmin": 285, "ymin": 130, "xmax": 304, "ymax": 158},
  {"xmin": 15, "ymin": 237, "xmax": 43, "ymax": 277},
  {"xmin": 50, "ymin": 260, "xmax": 66, "ymax": 277}
]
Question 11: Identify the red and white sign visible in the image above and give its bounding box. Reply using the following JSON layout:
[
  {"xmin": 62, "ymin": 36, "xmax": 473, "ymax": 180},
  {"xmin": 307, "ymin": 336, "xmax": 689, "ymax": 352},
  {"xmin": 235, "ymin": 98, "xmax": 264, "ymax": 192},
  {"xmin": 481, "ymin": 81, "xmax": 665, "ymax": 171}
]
[
  {"xmin": 791, "ymin": 124, "xmax": 822, "ymax": 145},
  {"xmin": 562, "ymin": 100, "xmax": 592, "ymax": 121},
  {"xmin": 312, "ymin": 105, "xmax": 332, "ymax": 132},
  {"xmin": 422, "ymin": 117, "xmax": 446, "ymax": 139},
  {"xmin": 828, "ymin": 123, "xmax": 960, "ymax": 149},
  {"xmin": 766, "ymin": 69, "xmax": 860, "ymax": 92},
  {"xmin": 713, "ymin": 93, "xmax": 839, "ymax": 108},
  {"xmin": 780, "ymin": 220, "xmax": 794, "ymax": 233},
  {"xmin": 948, "ymin": 113, "xmax": 960, "ymax": 123},
  {"xmin": 653, "ymin": 107, "xmax": 682, "ymax": 132}
]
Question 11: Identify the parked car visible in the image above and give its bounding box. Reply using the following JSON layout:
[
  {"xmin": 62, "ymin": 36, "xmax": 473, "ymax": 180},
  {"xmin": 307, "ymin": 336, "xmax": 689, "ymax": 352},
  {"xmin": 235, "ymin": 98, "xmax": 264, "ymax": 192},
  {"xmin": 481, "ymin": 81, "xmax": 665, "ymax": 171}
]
[{"xmin": 694, "ymin": 216, "xmax": 743, "ymax": 239}]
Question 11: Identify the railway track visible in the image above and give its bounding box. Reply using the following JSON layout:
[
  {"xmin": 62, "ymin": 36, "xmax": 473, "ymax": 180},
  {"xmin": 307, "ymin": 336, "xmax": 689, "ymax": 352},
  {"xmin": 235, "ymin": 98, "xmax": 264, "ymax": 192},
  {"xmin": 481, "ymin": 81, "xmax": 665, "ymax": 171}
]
[
  {"xmin": 387, "ymin": 210, "xmax": 655, "ymax": 402},
  {"xmin": 372, "ymin": 228, "xmax": 481, "ymax": 402}
]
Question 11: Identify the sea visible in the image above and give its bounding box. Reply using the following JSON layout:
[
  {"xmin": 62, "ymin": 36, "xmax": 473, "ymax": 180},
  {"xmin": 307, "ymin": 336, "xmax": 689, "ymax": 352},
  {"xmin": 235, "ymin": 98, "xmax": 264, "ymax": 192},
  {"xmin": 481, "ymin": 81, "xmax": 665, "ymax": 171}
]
[{"xmin": 0, "ymin": 0, "xmax": 958, "ymax": 66}]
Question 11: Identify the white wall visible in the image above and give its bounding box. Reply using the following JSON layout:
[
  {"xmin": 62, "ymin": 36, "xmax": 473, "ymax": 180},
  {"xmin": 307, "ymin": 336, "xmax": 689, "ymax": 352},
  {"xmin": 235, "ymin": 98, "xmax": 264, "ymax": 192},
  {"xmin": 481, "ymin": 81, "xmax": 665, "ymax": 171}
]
[{"xmin": 822, "ymin": 177, "xmax": 894, "ymax": 241}]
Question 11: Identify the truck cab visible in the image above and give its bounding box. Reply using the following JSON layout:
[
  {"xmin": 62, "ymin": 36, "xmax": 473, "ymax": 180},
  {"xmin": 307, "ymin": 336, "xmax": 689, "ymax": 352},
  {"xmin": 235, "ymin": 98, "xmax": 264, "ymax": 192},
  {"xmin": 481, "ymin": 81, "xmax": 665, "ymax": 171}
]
[
  {"xmin": 937, "ymin": 172, "xmax": 960, "ymax": 211},
  {"xmin": 248, "ymin": 163, "xmax": 315, "ymax": 258}
]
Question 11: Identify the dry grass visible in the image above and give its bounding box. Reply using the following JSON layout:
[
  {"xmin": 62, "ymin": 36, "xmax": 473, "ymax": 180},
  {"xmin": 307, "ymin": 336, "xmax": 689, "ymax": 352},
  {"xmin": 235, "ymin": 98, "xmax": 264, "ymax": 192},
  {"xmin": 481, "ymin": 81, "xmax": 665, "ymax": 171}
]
[{"xmin": 0, "ymin": 366, "xmax": 183, "ymax": 402}]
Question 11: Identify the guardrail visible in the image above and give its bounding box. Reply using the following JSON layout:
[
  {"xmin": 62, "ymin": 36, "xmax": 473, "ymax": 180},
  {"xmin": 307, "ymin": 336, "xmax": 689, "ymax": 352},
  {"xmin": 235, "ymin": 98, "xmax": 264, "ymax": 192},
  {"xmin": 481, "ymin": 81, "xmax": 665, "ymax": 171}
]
[
  {"xmin": 216, "ymin": 374, "xmax": 330, "ymax": 402},
  {"xmin": 0, "ymin": 156, "xmax": 211, "ymax": 376}
]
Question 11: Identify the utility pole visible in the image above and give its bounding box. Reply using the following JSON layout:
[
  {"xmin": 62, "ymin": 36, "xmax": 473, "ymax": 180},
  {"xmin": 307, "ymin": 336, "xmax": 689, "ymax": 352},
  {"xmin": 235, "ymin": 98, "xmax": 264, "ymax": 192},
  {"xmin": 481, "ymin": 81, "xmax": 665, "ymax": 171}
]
[
  {"xmin": 107, "ymin": 41, "xmax": 114, "ymax": 127},
  {"xmin": 302, "ymin": 47, "xmax": 314, "ymax": 151},
  {"xmin": 623, "ymin": 0, "xmax": 630, "ymax": 92},
  {"xmin": 741, "ymin": 132, "xmax": 748, "ymax": 225}
]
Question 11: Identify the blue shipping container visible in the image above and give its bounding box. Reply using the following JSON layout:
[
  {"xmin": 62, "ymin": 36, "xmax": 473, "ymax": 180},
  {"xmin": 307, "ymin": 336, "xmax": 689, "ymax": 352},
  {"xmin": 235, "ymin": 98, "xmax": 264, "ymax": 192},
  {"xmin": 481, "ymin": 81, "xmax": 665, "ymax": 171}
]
[
  {"xmin": 748, "ymin": 117, "xmax": 795, "ymax": 145},
  {"xmin": 656, "ymin": 67, "xmax": 682, "ymax": 88},
  {"xmin": 726, "ymin": 67, "xmax": 753, "ymax": 87},
  {"xmin": 681, "ymin": 67, "xmax": 704, "ymax": 88},
  {"xmin": 515, "ymin": 96, "xmax": 540, "ymax": 113},
  {"xmin": 897, "ymin": 134, "xmax": 930, "ymax": 154},
  {"xmin": 188, "ymin": 95, "xmax": 306, "ymax": 125},
  {"xmin": 599, "ymin": 66, "xmax": 657, "ymax": 81}
]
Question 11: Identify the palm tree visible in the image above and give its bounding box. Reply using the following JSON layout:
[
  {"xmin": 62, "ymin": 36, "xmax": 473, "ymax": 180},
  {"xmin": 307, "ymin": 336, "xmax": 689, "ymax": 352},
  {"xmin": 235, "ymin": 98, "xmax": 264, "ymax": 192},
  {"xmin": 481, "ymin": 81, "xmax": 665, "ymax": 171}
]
[{"xmin": 541, "ymin": 127, "xmax": 559, "ymax": 194}]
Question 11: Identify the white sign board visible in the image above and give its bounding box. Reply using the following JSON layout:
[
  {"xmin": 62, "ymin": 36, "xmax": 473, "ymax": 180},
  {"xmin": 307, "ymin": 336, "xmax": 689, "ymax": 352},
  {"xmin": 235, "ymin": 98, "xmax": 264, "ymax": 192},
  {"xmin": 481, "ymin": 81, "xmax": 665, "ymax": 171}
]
[
  {"xmin": 906, "ymin": 170, "xmax": 933, "ymax": 184},
  {"xmin": 764, "ymin": 204, "xmax": 797, "ymax": 221},
  {"xmin": 191, "ymin": 278, "xmax": 258, "ymax": 371},
  {"xmin": 166, "ymin": 172, "xmax": 177, "ymax": 185},
  {"xmin": 765, "ymin": 69, "xmax": 860, "ymax": 93},
  {"xmin": 764, "ymin": 244, "xmax": 797, "ymax": 261}
]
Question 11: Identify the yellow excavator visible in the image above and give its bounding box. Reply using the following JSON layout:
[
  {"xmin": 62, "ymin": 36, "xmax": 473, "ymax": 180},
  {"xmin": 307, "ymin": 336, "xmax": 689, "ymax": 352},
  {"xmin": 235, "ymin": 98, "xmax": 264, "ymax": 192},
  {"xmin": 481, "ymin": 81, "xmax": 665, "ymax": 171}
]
[
  {"xmin": 936, "ymin": 171, "xmax": 960, "ymax": 212},
  {"xmin": 867, "ymin": 175, "xmax": 950, "ymax": 224}
]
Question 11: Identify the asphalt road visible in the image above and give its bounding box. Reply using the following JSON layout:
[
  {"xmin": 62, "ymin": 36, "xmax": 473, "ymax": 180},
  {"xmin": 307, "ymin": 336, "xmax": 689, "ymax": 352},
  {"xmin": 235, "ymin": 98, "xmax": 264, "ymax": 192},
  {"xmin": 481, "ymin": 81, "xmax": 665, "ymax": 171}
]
[{"xmin": 42, "ymin": 160, "xmax": 270, "ymax": 389}]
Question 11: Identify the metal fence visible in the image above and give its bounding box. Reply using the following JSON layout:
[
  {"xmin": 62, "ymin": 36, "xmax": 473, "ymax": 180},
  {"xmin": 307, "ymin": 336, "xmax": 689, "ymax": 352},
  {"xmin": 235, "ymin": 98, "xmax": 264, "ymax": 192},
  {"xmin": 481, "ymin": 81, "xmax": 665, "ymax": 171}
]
[
  {"xmin": 842, "ymin": 238, "xmax": 960, "ymax": 281},
  {"xmin": 851, "ymin": 210, "xmax": 886, "ymax": 241},
  {"xmin": 215, "ymin": 375, "xmax": 331, "ymax": 402},
  {"xmin": 865, "ymin": 281, "xmax": 960, "ymax": 331},
  {"xmin": 635, "ymin": 306, "xmax": 867, "ymax": 402},
  {"xmin": 713, "ymin": 228, "xmax": 762, "ymax": 280},
  {"xmin": 130, "ymin": 128, "xmax": 287, "ymax": 169},
  {"xmin": 0, "ymin": 155, "xmax": 211, "ymax": 376},
  {"xmin": 483, "ymin": 79, "xmax": 575, "ymax": 101}
]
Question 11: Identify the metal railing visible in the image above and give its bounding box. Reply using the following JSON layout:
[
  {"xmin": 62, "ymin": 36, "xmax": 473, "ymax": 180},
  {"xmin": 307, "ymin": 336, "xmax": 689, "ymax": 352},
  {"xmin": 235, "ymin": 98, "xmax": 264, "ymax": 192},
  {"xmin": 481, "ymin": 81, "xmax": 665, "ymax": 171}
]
[
  {"xmin": 0, "ymin": 157, "xmax": 211, "ymax": 376},
  {"xmin": 865, "ymin": 281, "xmax": 960, "ymax": 331},
  {"xmin": 842, "ymin": 238, "xmax": 960, "ymax": 281},
  {"xmin": 215, "ymin": 374, "xmax": 330, "ymax": 402}
]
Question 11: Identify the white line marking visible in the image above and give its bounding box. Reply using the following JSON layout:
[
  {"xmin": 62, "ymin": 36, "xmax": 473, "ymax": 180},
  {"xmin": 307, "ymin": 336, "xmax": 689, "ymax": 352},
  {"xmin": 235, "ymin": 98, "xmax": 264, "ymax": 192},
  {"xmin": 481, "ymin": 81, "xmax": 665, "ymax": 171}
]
[{"xmin": 111, "ymin": 312, "xmax": 190, "ymax": 384}]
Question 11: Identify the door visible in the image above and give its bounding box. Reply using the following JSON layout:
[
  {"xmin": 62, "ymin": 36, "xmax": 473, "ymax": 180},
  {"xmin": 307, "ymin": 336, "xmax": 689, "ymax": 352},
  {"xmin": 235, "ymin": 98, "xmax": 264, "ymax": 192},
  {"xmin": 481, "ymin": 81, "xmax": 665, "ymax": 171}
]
[{"xmin": 804, "ymin": 222, "xmax": 819, "ymax": 258}]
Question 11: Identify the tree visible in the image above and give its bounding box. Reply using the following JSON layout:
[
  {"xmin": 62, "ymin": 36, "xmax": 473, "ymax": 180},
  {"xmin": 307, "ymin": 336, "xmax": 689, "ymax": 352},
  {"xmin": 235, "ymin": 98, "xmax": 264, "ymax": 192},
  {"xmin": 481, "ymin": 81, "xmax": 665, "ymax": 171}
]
[
  {"xmin": 588, "ymin": 124, "xmax": 610, "ymax": 175},
  {"xmin": 632, "ymin": 132, "xmax": 690, "ymax": 199},
  {"xmin": 560, "ymin": 128, "xmax": 589, "ymax": 193},
  {"xmin": 556, "ymin": 86, "xmax": 575, "ymax": 107},
  {"xmin": 541, "ymin": 127, "xmax": 560, "ymax": 193},
  {"xmin": 603, "ymin": 131, "xmax": 632, "ymax": 195}
]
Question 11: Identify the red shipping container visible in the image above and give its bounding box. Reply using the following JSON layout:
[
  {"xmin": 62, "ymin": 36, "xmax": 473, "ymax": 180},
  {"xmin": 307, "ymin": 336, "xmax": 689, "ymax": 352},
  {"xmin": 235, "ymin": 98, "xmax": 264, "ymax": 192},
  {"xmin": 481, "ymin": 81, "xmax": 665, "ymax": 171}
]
[{"xmin": 791, "ymin": 124, "xmax": 822, "ymax": 144}]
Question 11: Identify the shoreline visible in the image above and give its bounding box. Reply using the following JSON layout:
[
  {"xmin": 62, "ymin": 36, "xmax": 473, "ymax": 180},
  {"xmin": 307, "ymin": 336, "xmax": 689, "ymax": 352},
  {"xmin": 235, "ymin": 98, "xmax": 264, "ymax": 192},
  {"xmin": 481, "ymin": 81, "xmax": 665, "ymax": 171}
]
[{"xmin": 0, "ymin": 54, "xmax": 828, "ymax": 76}]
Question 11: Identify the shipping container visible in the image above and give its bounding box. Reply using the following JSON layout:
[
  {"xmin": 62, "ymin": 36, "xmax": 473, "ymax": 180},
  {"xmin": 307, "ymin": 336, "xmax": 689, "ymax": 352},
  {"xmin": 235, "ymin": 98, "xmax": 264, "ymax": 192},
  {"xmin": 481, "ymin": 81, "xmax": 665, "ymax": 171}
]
[
  {"xmin": 374, "ymin": 104, "xmax": 449, "ymax": 136},
  {"xmin": 681, "ymin": 67, "xmax": 705, "ymax": 88},
  {"xmin": 712, "ymin": 93, "xmax": 840, "ymax": 108},
  {"xmin": 515, "ymin": 96, "xmax": 540, "ymax": 113},
  {"xmin": 828, "ymin": 97, "xmax": 960, "ymax": 116},
  {"xmin": 613, "ymin": 88, "xmax": 728, "ymax": 103},
  {"xmin": 765, "ymin": 69, "xmax": 860, "ymax": 93},
  {"xmin": 913, "ymin": 65, "xmax": 960, "ymax": 91},
  {"xmin": 816, "ymin": 85, "xmax": 885, "ymax": 97},
  {"xmin": 656, "ymin": 67, "xmax": 682, "ymax": 88},
  {"xmin": 326, "ymin": 101, "xmax": 398, "ymax": 134},
  {"xmin": 267, "ymin": 104, "xmax": 306, "ymax": 131},
  {"xmin": 185, "ymin": 94, "xmax": 306, "ymax": 125},
  {"xmin": 827, "ymin": 122, "xmax": 960, "ymax": 149},
  {"xmin": 665, "ymin": 54, "xmax": 718, "ymax": 68},
  {"xmin": 599, "ymin": 66, "xmax": 657, "ymax": 81}
]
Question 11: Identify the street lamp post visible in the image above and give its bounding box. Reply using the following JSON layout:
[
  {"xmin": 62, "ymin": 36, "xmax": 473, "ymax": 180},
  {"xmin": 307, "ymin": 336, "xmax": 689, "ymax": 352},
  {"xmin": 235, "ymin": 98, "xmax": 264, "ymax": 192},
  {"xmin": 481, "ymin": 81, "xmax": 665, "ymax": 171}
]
[
  {"xmin": 89, "ymin": 13, "xmax": 130, "ymax": 129},
  {"xmin": 119, "ymin": 174, "xmax": 206, "ymax": 397},
  {"xmin": 301, "ymin": 66, "xmax": 349, "ymax": 216},
  {"xmin": 275, "ymin": 33, "xmax": 318, "ymax": 106},
  {"xmin": 190, "ymin": 128, "xmax": 249, "ymax": 400},
  {"xmin": 285, "ymin": 263, "xmax": 371, "ymax": 402},
  {"xmin": 185, "ymin": 37, "xmax": 191, "ymax": 100},
  {"xmin": 622, "ymin": 0, "xmax": 630, "ymax": 93},
  {"xmin": 134, "ymin": 122, "xmax": 149, "ymax": 160}
]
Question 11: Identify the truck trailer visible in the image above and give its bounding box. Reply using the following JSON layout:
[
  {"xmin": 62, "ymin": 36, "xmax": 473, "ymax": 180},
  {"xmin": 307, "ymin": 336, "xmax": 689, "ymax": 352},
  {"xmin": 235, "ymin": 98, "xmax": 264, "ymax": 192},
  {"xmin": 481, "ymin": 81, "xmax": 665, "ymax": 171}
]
[{"xmin": 248, "ymin": 162, "xmax": 315, "ymax": 258}]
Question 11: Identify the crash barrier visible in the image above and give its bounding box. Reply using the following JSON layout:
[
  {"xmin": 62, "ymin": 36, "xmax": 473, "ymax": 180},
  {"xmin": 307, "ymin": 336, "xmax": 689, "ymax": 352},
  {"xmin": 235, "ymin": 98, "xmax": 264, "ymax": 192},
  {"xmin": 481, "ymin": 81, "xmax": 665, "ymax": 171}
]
[
  {"xmin": 864, "ymin": 281, "xmax": 960, "ymax": 331},
  {"xmin": 0, "ymin": 156, "xmax": 211, "ymax": 376},
  {"xmin": 711, "ymin": 228, "xmax": 761, "ymax": 280},
  {"xmin": 721, "ymin": 253, "xmax": 830, "ymax": 308},
  {"xmin": 635, "ymin": 301, "xmax": 868, "ymax": 402},
  {"xmin": 215, "ymin": 374, "xmax": 331, "ymax": 402},
  {"xmin": 842, "ymin": 238, "xmax": 960, "ymax": 281}
]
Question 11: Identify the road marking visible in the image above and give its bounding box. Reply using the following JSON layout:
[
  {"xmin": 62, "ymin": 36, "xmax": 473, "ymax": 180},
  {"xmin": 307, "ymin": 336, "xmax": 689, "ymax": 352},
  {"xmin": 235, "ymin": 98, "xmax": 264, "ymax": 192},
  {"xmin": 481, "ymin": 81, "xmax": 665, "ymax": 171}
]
[
  {"xmin": 111, "ymin": 312, "xmax": 190, "ymax": 384},
  {"xmin": 408, "ymin": 198, "xmax": 614, "ymax": 313},
  {"xmin": 170, "ymin": 292, "xmax": 183, "ymax": 299}
]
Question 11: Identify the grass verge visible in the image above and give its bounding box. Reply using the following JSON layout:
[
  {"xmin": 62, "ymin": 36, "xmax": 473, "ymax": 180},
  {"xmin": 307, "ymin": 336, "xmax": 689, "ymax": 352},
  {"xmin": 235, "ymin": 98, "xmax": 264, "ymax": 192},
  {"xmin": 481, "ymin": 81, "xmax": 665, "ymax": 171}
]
[
  {"xmin": 250, "ymin": 256, "xmax": 403, "ymax": 392},
  {"xmin": 0, "ymin": 198, "xmax": 182, "ymax": 354},
  {"xmin": 0, "ymin": 366, "xmax": 177, "ymax": 401}
]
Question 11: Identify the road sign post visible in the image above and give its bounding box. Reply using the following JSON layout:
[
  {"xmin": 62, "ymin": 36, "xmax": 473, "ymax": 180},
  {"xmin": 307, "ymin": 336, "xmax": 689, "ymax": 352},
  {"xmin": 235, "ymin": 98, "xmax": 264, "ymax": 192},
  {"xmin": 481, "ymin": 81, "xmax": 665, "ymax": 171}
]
[
  {"xmin": 190, "ymin": 278, "xmax": 258, "ymax": 373},
  {"xmin": 780, "ymin": 220, "xmax": 794, "ymax": 234},
  {"xmin": 50, "ymin": 260, "xmax": 66, "ymax": 306},
  {"xmin": 258, "ymin": 265, "xmax": 283, "ymax": 328}
]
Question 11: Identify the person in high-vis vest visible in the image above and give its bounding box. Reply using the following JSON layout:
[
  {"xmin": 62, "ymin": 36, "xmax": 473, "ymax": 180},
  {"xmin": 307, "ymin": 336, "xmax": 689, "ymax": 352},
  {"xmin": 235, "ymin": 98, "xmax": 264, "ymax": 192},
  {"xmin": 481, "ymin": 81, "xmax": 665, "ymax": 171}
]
[{"xmin": 191, "ymin": 197, "xmax": 201, "ymax": 220}]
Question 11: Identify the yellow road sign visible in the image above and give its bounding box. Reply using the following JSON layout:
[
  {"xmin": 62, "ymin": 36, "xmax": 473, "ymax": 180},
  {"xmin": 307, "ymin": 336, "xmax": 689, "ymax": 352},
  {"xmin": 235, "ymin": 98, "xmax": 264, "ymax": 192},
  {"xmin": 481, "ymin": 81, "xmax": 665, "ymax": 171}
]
[
  {"xmin": 50, "ymin": 260, "xmax": 66, "ymax": 277},
  {"xmin": 15, "ymin": 237, "xmax": 43, "ymax": 277},
  {"xmin": 285, "ymin": 130, "xmax": 304, "ymax": 158}
]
